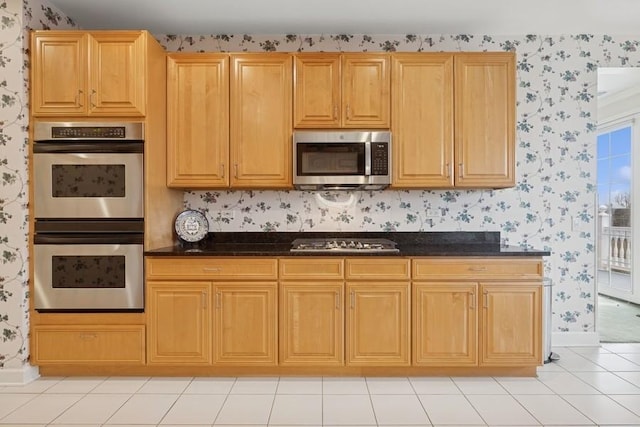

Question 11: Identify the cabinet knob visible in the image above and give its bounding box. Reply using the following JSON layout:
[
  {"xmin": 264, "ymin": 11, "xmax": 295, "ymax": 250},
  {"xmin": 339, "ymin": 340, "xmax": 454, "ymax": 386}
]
[{"xmin": 90, "ymin": 89, "xmax": 97, "ymax": 108}]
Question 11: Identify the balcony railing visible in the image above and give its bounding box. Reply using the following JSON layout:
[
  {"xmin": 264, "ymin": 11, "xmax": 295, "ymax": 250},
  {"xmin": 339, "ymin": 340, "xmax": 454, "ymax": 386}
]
[{"xmin": 598, "ymin": 207, "xmax": 631, "ymax": 273}]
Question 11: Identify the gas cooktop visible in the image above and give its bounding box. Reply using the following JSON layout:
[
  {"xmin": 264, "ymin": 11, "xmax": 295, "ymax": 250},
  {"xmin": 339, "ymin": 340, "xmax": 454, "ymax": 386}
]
[{"xmin": 290, "ymin": 238, "xmax": 399, "ymax": 253}]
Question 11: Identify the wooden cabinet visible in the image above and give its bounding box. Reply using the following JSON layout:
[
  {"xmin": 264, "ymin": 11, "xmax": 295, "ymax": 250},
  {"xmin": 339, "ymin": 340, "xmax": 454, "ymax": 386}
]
[
  {"xmin": 32, "ymin": 325, "xmax": 145, "ymax": 365},
  {"xmin": 294, "ymin": 53, "xmax": 390, "ymax": 128},
  {"xmin": 31, "ymin": 31, "xmax": 148, "ymax": 117},
  {"xmin": 413, "ymin": 283, "xmax": 477, "ymax": 366},
  {"xmin": 145, "ymin": 257, "xmax": 278, "ymax": 366},
  {"xmin": 147, "ymin": 282, "xmax": 211, "ymax": 365},
  {"xmin": 230, "ymin": 54, "xmax": 292, "ymax": 188},
  {"xmin": 279, "ymin": 258, "xmax": 345, "ymax": 366},
  {"xmin": 213, "ymin": 283, "xmax": 278, "ymax": 365},
  {"xmin": 345, "ymin": 259, "xmax": 410, "ymax": 366},
  {"xmin": 412, "ymin": 258, "xmax": 542, "ymax": 368},
  {"xmin": 391, "ymin": 52, "xmax": 515, "ymax": 188},
  {"xmin": 481, "ymin": 283, "xmax": 542, "ymax": 366},
  {"xmin": 167, "ymin": 54, "xmax": 229, "ymax": 187}
]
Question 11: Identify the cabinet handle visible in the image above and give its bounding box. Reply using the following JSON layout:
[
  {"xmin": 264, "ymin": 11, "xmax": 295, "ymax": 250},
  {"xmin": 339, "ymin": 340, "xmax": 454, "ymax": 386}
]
[
  {"xmin": 216, "ymin": 292, "xmax": 221, "ymax": 309},
  {"xmin": 78, "ymin": 334, "xmax": 97, "ymax": 340},
  {"xmin": 76, "ymin": 89, "xmax": 84, "ymax": 107},
  {"xmin": 468, "ymin": 266, "xmax": 487, "ymax": 272},
  {"xmin": 90, "ymin": 89, "xmax": 97, "ymax": 108},
  {"xmin": 458, "ymin": 162, "xmax": 464, "ymax": 178},
  {"xmin": 445, "ymin": 162, "xmax": 451, "ymax": 178},
  {"xmin": 203, "ymin": 267, "xmax": 221, "ymax": 272},
  {"xmin": 470, "ymin": 292, "xmax": 476, "ymax": 309},
  {"xmin": 202, "ymin": 291, "xmax": 207, "ymax": 309},
  {"xmin": 346, "ymin": 104, "xmax": 351, "ymax": 120},
  {"xmin": 483, "ymin": 290, "xmax": 488, "ymax": 308},
  {"xmin": 336, "ymin": 291, "xmax": 340, "ymax": 309},
  {"xmin": 333, "ymin": 105, "xmax": 338, "ymax": 120},
  {"xmin": 220, "ymin": 163, "xmax": 225, "ymax": 178},
  {"xmin": 350, "ymin": 290, "xmax": 355, "ymax": 309},
  {"xmin": 234, "ymin": 164, "xmax": 239, "ymax": 179}
]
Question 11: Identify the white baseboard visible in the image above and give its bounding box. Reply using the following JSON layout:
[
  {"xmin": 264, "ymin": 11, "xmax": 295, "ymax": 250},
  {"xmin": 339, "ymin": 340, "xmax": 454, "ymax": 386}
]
[
  {"xmin": 0, "ymin": 365, "xmax": 40, "ymax": 385},
  {"xmin": 552, "ymin": 331, "xmax": 601, "ymax": 347}
]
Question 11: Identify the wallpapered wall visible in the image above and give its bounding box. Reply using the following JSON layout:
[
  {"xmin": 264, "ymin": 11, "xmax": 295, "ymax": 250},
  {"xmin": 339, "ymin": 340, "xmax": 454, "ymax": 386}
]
[{"xmin": 1, "ymin": 0, "xmax": 639, "ymax": 376}]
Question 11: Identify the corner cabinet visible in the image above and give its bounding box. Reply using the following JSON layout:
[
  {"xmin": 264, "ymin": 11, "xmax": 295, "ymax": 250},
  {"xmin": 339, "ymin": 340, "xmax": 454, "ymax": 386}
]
[
  {"xmin": 391, "ymin": 52, "xmax": 515, "ymax": 188},
  {"xmin": 230, "ymin": 54, "xmax": 293, "ymax": 188},
  {"xmin": 166, "ymin": 54, "xmax": 229, "ymax": 188},
  {"xmin": 31, "ymin": 31, "xmax": 148, "ymax": 117},
  {"xmin": 294, "ymin": 53, "xmax": 390, "ymax": 128}
]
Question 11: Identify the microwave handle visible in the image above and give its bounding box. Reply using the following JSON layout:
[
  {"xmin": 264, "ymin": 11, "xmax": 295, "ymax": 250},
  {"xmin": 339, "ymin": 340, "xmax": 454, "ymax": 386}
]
[{"xmin": 364, "ymin": 142, "xmax": 371, "ymax": 176}]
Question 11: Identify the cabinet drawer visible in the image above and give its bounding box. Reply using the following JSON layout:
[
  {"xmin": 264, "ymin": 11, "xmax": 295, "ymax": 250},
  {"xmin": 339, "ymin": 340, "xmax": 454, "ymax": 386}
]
[
  {"xmin": 32, "ymin": 325, "xmax": 145, "ymax": 365},
  {"xmin": 412, "ymin": 258, "xmax": 543, "ymax": 280},
  {"xmin": 280, "ymin": 258, "xmax": 344, "ymax": 279},
  {"xmin": 345, "ymin": 258, "xmax": 410, "ymax": 280},
  {"xmin": 146, "ymin": 257, "xmax": 278, "ymax": 280}
]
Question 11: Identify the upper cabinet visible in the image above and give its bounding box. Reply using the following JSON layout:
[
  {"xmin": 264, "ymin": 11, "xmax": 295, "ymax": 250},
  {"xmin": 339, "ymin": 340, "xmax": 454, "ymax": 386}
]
[
  {"xmin": 294, "ymin": 53, "xmax": 390, "ymax": 128},
  {"xmin": 391, "ymin": 52, "xmax": 515, "ymax": 189},
  {"xmin": 167, "ymin": 54, "xmax": 229, "ymax": 188},
  {"xmin": 31, "ymin": 31, "xmax": 148, "ymax": 117},
  {"xmin": 230, "ymin": 53, "xmax": 293, "ymax": 188}
]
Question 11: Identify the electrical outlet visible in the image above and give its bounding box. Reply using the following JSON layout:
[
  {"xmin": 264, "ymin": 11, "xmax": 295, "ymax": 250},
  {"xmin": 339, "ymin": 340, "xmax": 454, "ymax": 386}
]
[{"xmin": 571, "ymin": 215, "xmax": 580, "ymax": 231}]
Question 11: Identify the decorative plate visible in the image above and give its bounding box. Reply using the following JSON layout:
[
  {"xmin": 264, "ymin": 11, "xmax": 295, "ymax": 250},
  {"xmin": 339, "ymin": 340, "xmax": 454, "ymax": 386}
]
[{"xmin": 174, "ymin": 210, "xmax": 209, "ymax": 243}]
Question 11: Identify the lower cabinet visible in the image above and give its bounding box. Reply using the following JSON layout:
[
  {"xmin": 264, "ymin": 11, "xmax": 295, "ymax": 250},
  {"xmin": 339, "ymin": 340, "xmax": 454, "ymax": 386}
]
[
  {"xmin": 413, "ymin": 283, "xmax": 477, "ymax": 366},
  {"xmin": 481, "ymin": 283, "xmax": 542, "ymax": 366}
]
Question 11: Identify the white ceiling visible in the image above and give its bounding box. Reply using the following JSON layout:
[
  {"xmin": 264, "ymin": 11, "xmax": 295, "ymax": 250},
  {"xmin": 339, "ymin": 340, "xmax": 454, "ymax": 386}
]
[{"xmin": 47, "ymin": 0, "xmax": 640, "ymax": 36}]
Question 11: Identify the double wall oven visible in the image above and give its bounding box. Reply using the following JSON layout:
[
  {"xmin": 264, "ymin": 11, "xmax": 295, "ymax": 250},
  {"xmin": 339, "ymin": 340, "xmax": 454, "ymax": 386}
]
[{"xmin": 33, "ymin": 122, "xmax": 144, "ymax": 311}]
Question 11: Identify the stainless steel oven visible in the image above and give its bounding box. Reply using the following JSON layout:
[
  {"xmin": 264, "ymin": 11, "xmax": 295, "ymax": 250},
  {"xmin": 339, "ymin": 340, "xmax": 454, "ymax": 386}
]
[
  {"xmin": 33, "ymin": 122, "xmax": 144, "ymax": 219},
  {"xmin": 33, "ymin": 221, "xmax": 144, "ymax": 311}
]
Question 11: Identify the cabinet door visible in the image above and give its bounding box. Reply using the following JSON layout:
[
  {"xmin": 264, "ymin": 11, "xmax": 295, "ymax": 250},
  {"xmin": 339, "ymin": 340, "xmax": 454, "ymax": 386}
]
[
  {"xmin": 481, "ymin": 283, "xmax": 542, "ymax": 366},
  {"xmin": 230, "ymin": 54, "xmax": 292, "ymax": 188},
  {"xmin": 280, "ymin": 282, "xmax": 344, "ymax": 366},
  {"xmin": 454, "ymin": 53, "xmax": 515, "ymax": 188},
  {"xmin": 88, "ymin": 32, "xmax": 146, "ymax": 116},
  {"xmin": 214, "ymin": 282, "xmax": 278, "ymax": 365},
  {"xmin": 346, "ymin": 282, "xmax": 410, "ymax": 366},
  {"xmin": 147, "ymin": 282, "xmax": 211, "ymax": 365},
  {"xmin": 342, "ymin": 54, "xmax": 390, "ymax": 128},
  {"xmin": 31, "ymin": 32, "xmax": 87, "ymax": 116},
  {"xmin": 294, "ymin": 54, "xmax": 341, "ymax": 128},
  {"xmin": 167, "ymin": 54, "xmax": 229, "ymax": 187},
  {"xmin": 391, "ymin": 54, "xmax": 454, "ymax": 187},
  {"xmin": 413, "ymin": 283, "xmax": 477, "ymax": 366}
]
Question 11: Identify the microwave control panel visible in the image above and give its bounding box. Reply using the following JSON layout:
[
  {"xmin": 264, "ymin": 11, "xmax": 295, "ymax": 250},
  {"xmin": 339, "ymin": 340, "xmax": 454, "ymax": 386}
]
[{"xmin": 371, "ymin": 143, "xmax": 389, "ymax": 175}]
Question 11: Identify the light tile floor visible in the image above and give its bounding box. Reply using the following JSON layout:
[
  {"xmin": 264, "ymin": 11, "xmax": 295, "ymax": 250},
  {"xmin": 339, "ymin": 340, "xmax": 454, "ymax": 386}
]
[{"xmin": 2, "ymin": 344, "xmax": 640, "ymax": 426}]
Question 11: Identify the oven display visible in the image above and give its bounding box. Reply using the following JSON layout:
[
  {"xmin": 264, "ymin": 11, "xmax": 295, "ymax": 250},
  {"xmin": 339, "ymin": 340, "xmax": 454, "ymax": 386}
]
[
  {"xmin": 52, "ymin": 164, "xmax": 126, "ymax": 197},
  {"xmin": 51, "ymin": 126, "xmax": 126, "ymax": 139},
  {"xmin": 52, "ymin": 255, "xmax": 126, "ymax": 289}
]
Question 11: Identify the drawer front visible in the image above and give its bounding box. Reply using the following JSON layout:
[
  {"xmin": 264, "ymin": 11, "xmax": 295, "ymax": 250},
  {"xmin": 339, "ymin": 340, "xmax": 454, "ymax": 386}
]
[
  {"xmin": 146, "ymin": 257, "xmax": 278, "ymax": 280},
  {"xmin": 32, "ymin": 325, "xmax": 145, "ymax": 365},
  {"xmin": 345, "ymin": 258, "xmax": 411, "ymax": 280},
  {"xmin": 412, "ymin": 258, "xmax": 543, "ymax": 280},
  {"xmin": 280, "ymin": 258, "xmax": 344, "ymax": 279}
]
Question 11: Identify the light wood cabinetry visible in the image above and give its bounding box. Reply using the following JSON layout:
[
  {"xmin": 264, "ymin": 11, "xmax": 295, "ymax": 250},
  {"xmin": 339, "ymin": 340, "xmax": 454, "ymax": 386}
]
[
  {"xmin": 279, "ymin": 258, "xmax": 344, "ymax": 366},
  {"xmin": 345, "ymin": 259, "xmax": 411, "ymax": 366},
  {"xmin": 391, "ymin": 52, "xmax": 515, "ymax": 188},
  {"xmin": 166, "ymin": 54, "xmax": 229, "ymax": 187},
  {"xmin": 481, "ymin": 283, "xmax": 542, "ymax": 366},
  {"xmin": 145, "ymin": 257, "xmax": 278, "ymax": 366},
  {"xmin": 147, "ymin": 282, "xmax": 211, "ymax": 365},
  {"xmin": 31, "ymin": 31, "xmax": 147, "ymax": 117},
  {"xmin": 294, "ymin": 53, "xmax": 390, "ymax": 128},
  {"xmin": 32, "ymin": 325, "xmax": 145, "ymax": 365},
  {"xmin": 412, "ymin": 258, "xmax": 542, "ymax": 367},
  {"xmin": 413, "ymin": 283, "xmax": 477, "ymax": 366},
  {"xmin": 230, "ymin": 54, "xmax": 292, "ymax": 188}
]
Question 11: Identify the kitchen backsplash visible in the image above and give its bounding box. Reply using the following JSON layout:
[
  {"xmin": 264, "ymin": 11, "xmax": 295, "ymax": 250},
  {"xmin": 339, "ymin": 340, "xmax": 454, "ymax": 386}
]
[{"xmin": 2, "ymin": 0, "xmax": 640, "ymax": 376}]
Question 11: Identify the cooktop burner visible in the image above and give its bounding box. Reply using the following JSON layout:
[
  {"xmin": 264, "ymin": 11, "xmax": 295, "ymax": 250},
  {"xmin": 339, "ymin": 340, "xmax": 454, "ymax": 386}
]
[{"xmin": 290, "ymin": 238, "xmax": 399, "ymax": 253}]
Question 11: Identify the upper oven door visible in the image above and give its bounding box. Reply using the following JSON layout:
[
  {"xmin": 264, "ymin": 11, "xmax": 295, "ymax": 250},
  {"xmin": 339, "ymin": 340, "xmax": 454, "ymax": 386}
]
[{"xmin": 33, "ymin": 152, "xmax": 143, "ymax": 219}]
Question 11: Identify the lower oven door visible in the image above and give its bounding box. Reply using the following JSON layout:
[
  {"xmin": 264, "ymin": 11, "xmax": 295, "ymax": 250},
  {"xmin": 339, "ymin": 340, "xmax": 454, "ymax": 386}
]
[{"xmin": 34, "ymin": 235, "xmax": 143, "ymax": 311}]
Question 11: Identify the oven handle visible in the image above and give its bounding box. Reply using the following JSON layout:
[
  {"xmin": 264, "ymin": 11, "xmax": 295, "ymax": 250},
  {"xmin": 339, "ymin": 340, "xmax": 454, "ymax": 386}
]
[
  {"xmin": 33, "ymin": 141, "xmax": 144, "ymax": 153},
  {"xmin": 34, "ymin": 233, "xmax": 143, "ymax": 245}
]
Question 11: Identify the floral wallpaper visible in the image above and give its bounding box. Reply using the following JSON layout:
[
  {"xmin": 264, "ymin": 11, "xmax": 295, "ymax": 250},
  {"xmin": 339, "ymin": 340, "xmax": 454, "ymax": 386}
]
[
  {"xmin": 1, "ymin": 0, "xmax": 640, "ymax": 379},
  {"xmin": 159, "ymin": 33, "xmax": 640, "ymax": 341},
  {"xmin": 0, "ymin": 0, "xmax": 74, "ymax": 380}
]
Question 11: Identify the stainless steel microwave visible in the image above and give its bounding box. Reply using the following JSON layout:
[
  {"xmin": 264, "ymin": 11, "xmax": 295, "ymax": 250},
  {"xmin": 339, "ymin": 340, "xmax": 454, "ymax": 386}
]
[{"xmin": 293, "ymin": 131, "xmax": 392, "ymax": 190}]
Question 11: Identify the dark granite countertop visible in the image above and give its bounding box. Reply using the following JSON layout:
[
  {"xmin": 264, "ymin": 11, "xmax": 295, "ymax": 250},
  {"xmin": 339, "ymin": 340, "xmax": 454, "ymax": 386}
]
[{"xmin": 146, "ymin": 232, "xmax": 550, "ymax": 257}]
